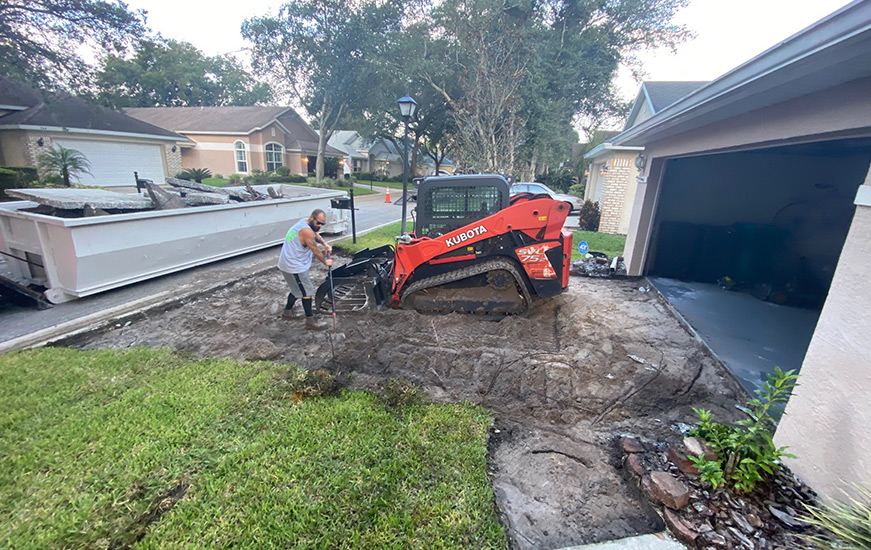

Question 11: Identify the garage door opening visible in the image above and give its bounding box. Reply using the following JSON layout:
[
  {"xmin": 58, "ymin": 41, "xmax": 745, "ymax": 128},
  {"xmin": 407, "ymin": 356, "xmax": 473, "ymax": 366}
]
[{"xmin": 646, "ymin": 138, "xmax": 871, "ymax": 394}]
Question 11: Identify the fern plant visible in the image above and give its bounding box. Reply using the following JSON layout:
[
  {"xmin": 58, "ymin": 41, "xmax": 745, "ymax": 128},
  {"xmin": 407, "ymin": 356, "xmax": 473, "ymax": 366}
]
[{"xmin": 177, "ymin": 168, "xmax": 212, "ymax": 183}]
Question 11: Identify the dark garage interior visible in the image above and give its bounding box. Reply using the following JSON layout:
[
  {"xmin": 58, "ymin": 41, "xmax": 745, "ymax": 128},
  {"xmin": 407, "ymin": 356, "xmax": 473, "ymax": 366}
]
[{"xmin": 647, "ymin": 138, "xmax": 871, "ymax": 394}]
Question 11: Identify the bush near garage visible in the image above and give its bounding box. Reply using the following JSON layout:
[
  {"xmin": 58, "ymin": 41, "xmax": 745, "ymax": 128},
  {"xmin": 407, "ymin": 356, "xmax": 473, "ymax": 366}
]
[
  {"xmin": 0, "ymin": 166, "xmax": 40, "ymax": 200},
  {"xmin": 578, "ymin": 200, "xmax": 601, "ymax": 231},
  {"xmin": 269, "ymin": 174, "xmax": 308, "ymax": 183}
]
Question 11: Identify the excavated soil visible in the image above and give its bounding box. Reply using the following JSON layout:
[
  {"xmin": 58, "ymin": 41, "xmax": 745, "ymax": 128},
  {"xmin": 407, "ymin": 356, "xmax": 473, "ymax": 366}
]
[{"xmin": 65, "ymin": 260, "xmax": 747, "ymax": 550}]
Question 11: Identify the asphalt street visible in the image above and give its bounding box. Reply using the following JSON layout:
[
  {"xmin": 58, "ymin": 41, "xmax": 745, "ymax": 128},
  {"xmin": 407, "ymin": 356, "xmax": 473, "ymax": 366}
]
[{"xmin": 0, "ymin": 188, "xmax": 405, "ymax": 351}]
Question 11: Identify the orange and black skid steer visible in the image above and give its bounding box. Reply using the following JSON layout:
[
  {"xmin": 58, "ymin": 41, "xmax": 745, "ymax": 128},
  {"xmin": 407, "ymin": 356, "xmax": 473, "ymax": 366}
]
[{"xmin": 315, "ymin": 175, "xmax": 573, "ymax": 317}]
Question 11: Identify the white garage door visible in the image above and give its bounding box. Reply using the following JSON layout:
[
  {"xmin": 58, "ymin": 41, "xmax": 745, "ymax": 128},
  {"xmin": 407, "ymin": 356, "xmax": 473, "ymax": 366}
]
[{"xmin": 53, "ymin": 139, "xmax": 166, "ymax": 188}]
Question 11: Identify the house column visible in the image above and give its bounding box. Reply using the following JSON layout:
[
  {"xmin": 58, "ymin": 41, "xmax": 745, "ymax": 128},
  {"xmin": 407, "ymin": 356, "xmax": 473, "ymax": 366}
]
[
  {"xmin": 774, "ymin": 164, "xmax": 871, "ymax": 500},
  {"xmin": 623, "ymin": 157, "xmax": 665, "ymax": 275}
]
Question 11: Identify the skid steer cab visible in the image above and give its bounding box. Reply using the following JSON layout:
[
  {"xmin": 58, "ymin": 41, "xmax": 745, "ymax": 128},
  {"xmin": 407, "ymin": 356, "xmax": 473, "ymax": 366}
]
[{"xmin": 315, "ymin": 174, "xmax": 573, "ymax": 318}]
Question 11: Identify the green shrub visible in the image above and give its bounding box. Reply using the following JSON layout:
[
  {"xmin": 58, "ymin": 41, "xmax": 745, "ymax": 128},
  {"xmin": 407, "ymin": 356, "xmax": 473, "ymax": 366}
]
[
  {"xmin": 1, "ymin": 166, "xmax": 41, "ymax": 200},
  {"xmin": 275, "ymin": 165, "xmax": 291, "ymax": 177},
  {"xmin": 228, "ymin": 174, "xmax": 243, "ymax": 184},
  {"xmin": 568, "ymin": 183, "xmax": 585, "ymax": 197},
  {"xmin": 246, "ymin": 169, "xmax": 269, "ymax": 185},
  {"xmin": 802, "ymin": 484, "xmax": 871, "ymax": 550},
  {"xmin": 354, "ymin": 171, "xmax": 377, "ymax": 181},
  {"xmin": 177, "ymin": 168, "xmax": 212, "ymax": 183},
  {"xmin": 269, "ymin": 174, "xmax": 308, "ymax": 183},
  {"xmin": 689, "ymin": 367, "xmax": 799, "ymax": 493},
  {"xmin": 578, "ymin": 200, "xmax": 601, "ymax": 231},
  {"xmin": 536, "ymin": 169, "xmax": 574, "ymax": 193},
  {"xmin": 214, "ymin": 173, "xmax": 224, "ymax": 179}
]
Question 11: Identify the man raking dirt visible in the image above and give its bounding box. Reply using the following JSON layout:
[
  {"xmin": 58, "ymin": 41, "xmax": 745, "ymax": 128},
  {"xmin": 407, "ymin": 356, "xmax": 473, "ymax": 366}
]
[{"xmin": 278, "ymin": 209, "xmax": 333, "ymax": 330}]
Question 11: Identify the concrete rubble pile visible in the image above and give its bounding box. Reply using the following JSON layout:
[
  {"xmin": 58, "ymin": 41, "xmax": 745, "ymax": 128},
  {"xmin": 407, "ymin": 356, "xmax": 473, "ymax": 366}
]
[{"xmin": 4, "ymin": 178, "xmax": 284, "ymax": 218}]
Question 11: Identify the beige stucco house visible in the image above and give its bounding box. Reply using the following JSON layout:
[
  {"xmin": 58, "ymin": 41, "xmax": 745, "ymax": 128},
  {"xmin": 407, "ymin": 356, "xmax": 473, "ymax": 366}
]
[
  {"xmin": 126, "ymin": 106, "xmax": 344, "ymax": 177},
  {"xmin": 584, "ymin": 82, "xmax": 706, "ymax": 234},
  {"xmin": 609, "ymin": 0, "xmax": 871, "ymax": 499},
  {"xmin": 0, "ymin": 77, "xmax": 183, "ymax": 188}
]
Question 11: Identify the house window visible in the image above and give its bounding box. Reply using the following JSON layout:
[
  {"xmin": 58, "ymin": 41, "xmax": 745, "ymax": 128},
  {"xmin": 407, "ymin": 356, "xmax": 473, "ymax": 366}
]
[
  {"xmin": 235, "ymin": 141, "xmax": 248, "ymax": 173},
  {"xmin": 265, "ymin": 143, "xmax": 283, "ymax": 172}
]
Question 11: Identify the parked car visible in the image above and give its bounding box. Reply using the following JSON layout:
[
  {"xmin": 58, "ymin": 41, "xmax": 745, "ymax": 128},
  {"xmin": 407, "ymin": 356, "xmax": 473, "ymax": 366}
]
[{"xmin": 510, "ymin": 182, "xmax": 582, "ymax": 212}]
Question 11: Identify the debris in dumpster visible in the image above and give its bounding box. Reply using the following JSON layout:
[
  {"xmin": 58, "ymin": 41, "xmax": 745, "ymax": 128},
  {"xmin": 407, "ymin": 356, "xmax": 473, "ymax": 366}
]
[{"xmin": 570, "ymin": 254, "xmax": 630, "ymax": 278}]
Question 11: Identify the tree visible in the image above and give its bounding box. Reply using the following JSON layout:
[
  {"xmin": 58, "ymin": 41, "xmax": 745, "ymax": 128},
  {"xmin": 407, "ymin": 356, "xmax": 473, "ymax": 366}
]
[
  {"xmin": 0, "ymin": 0, "xmax": 146, "ymax": 91},
  {"xmin": 37, "ymin": 145, "xmax": 92, "ymax": 187},
  {"xmin": 243, "ymin": 0, "xmax": 404, "ymax": 182},
  {"xmin": 93, "ymin": 39, "xmax": 272, "ymax": 108}
]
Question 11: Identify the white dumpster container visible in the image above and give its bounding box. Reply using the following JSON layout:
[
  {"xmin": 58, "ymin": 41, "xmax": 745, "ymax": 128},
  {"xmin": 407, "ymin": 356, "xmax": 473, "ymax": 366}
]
[{"xmin": 0, "ymin": 184, "xmax": 349, "ymax": 303}]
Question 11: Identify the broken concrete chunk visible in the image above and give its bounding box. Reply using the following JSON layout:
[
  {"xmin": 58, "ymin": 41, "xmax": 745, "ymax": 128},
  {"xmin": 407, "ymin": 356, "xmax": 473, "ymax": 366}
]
[
  {"xmin": 626, "ymin": 453, "xmax": 645, "ymax": 476},
  {"xmin": 145, "ymin": 182, "xmax": 188, "ymax": 210},
  {"xmin": 267, "ymin": 186, "xmax": 282, "ymax": 199},
  {"xmin": 180, "ymin": 191, "xmax": 231, "ymax": 206},
  {"xmin": 5, "ymin": 188, "xmax": 153, "ymax": 210},
  {"xmin": 646, "ymin": 471, "xmax": 690, "ymax": 510},
  {"xmin": 166, "ymin": 177, "xmax": 231, "ymax": 196}
]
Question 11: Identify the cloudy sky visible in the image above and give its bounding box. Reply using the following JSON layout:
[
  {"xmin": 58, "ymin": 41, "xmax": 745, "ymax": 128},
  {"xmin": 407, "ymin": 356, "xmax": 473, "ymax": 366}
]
[{"xmin": 127, "ymin": 0, "xmax": 855, "ymax": 101}]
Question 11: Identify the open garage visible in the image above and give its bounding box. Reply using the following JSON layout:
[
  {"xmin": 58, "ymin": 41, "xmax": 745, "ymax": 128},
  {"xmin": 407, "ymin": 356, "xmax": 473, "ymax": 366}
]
[
  {"xmin": 609, "ymin": 1, "xmax": 871, "ymax": 499},
  {"xmin": 646, "ymin": 139, "xmax": 871, "ymax": 393}
]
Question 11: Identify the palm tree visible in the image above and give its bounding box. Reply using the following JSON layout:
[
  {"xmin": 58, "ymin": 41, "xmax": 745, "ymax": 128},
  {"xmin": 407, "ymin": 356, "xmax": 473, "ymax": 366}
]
[{"xmin": 36, "ymin": 145, "xmax": 92, "ymax": 187}]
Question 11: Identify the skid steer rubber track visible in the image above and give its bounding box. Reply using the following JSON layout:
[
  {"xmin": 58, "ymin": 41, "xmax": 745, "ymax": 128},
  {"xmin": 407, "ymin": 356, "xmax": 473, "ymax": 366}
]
[{"xmin": 399, "ymin": 257, "xmax": 532, "ymax": 317}]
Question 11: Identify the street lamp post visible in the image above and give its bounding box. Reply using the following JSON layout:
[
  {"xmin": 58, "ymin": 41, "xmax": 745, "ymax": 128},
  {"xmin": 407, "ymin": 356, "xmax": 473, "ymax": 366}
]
[{"xmin": 397, "ymin": 96, "xmax": 417, "ymax": 235}]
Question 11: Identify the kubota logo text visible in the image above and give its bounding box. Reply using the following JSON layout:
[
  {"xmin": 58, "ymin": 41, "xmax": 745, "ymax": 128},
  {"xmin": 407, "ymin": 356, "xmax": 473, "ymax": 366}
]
[{"xmin": 445, "ymin": 225, "xmax": 488, "ymax": 247}]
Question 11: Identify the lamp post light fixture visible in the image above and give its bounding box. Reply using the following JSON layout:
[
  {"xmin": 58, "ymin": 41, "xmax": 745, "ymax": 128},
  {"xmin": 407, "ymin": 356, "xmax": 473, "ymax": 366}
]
[{"xmin": 397, "ymin": 95, "xmax": 417, "ymax": 234}]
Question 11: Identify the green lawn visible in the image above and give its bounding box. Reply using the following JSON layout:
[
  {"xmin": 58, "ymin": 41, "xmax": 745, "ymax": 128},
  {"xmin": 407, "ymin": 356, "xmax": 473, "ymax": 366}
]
[
  {"xmin": 0, "ymin": 348, "xmax": 505, "ymax": 549},
  {"xmin": 570, "ymin": 231, "xmax": 626, "ymax": 260},
  {"xmin": 335, "ymin": 222, "xmax": 627, "ymax": 261},
  {"xmin": 335, "ymin": 221, "xmax": 403, "ymax": 254}
]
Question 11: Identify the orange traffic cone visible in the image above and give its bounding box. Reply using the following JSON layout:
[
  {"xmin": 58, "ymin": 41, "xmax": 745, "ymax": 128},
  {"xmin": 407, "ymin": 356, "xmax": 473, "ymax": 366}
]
[{"xmin": 384, "ymin": 187, "xmax": 391, "ymax": 203}]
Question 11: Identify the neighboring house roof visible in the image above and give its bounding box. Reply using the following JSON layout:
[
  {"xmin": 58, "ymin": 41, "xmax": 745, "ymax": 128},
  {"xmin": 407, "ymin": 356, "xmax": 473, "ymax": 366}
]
[
  {"xmin": 614, "ymin": 1, "xmax": 871, "ymax": 148},
  {"xmin": 0, "ymin": 77, "xmax": 41, "ymax": 111},
  {"xmin": 0, "ymin": 77, "xmax": 184, "ymax": 142},
  {"xmin": 287, "ymin": 139, "xmax": 345, "ymax": 156},
  {"xmin": 124, "ymin": 106, "xmax": 293, "ymax": 134},
  {"xmin": 324, "ymin": 130, "xmax": 368, "ymax": 160},
  {"xmin": 623, "ymin": 81, "xmax": 708, "ymax": 131}
]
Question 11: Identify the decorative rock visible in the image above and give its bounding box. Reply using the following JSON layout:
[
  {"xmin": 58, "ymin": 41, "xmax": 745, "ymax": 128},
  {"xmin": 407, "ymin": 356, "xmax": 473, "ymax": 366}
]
[
  {"xmin": 621, "ymin": 436, "xmax": 644, "ymax": 453},
  {"xmin": 730, "ymin": 510, "xmax": 754, "ymax": 534},
  {"xmin": 747, "ymin": 513, "xmax": 763, "ymax": 528},
  {"xmin": 693, "ymin": 501, "xmax": 714, "ymax": 517},
  {"xmin": 684, "ymin": 436, "xmax": 717, "ymax": 461},
  {"xmin": 701, "ymin": 531, "xmax": 727, "ymax": 547},
  {"xmin": 668, "ymin": 445, "xmax": 699, "ymax": 475},
  {"xmin": 727, "ymin": 526, "xmax": 754, "ymax": 549},
  {"xmin": 626, "ymin": 453, "xmax": 645, "ymax": 476},
  {"xmin": 646, "ymin": 471, "xmax": 690, "ymax": 510},
  {"xmin": 664, "ymin": 508, "xmax": 699, "ymax": 544}
]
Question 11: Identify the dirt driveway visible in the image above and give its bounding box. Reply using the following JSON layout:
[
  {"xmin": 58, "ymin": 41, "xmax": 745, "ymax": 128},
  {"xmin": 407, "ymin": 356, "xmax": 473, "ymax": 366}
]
[{"xmin": 66, "ymin": 261, "xmax": 746, "ymax": 550}]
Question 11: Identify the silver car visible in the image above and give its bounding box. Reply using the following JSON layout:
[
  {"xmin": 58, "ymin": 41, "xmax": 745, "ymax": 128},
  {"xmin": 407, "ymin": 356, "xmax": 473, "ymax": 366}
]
[{"xmin": 510, "ymin": 182, "xmax": 582, "ymax": 212}]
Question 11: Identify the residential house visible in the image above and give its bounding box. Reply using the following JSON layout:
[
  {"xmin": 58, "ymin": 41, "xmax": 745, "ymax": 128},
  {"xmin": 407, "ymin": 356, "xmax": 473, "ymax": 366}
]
[
  {"xmin": 584, "ymin": 82, "xmax": 707, "ymax": 234},
  {"xmin": 125, "ymin": 106, "xmax": 344, "ymax": 177},
  {"xmin": 365, "ymin": 138, "xmax": 455, "ymax": 178},
  {"xmin": 326, "ymin": 131, "xmax": 371, "ymax": 174},
  {"xmin": 0, "ymin": 77, "xmax": 184, "ymax": 188},
  {"xmin": 608, "ymin": 1, "xmax": 871, "ymax": 499}
]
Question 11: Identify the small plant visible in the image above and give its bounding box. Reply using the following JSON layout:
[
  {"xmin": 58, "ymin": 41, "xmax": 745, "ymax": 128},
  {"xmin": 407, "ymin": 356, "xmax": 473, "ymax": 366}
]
[
  {"xmin": 689, "ymin": 366, "xmax": 799, "ymax": 493},
  {"xmin": 246, "ymin": 169, "xmax": 269, "ymax": 185},
  {"xmin": 214, "ymin": 173, "xmax": 224, "ymax": 179},
  {"xmin": 177, "ymin": 168, "xmax": 212, "ymax": 183},
  {"xmin": 382, "ymin": 378, "xmax": 426, "ymax": 410},
  {"xmin": 36, "ymin": 145, "xmax": 91, "ymax": 187},
  {"xmin": 228, "ymin": 174, "xmax": 243, "ymax": 184},
  {"xmin": 578, "ymin": 200, "xmax": 601, "ymax": 231},
  {"xmin": 802, "ymin": 484, "xmax": 871, "ymax": 550},
  {"xmin": 275, "ymin": 165, "xmax": 291, "ymax": 177},
  {"xmin": 568, "ymin": 183, "xmax": 585, "ymax": 197},
  {"xmin": 280, "ymin": 367, "xmax": 336, "ymax": 403}
]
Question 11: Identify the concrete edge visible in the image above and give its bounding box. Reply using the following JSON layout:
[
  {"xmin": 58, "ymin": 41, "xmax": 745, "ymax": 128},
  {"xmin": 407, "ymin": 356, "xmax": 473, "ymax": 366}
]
[{"xmin": 0, "ymin": 221, "xmax": 400, "ymax": 354}]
